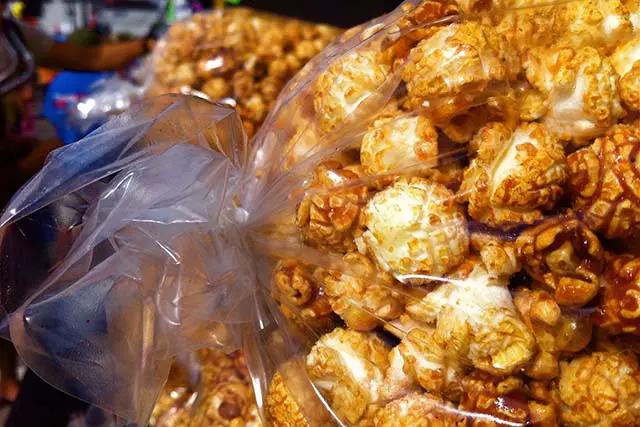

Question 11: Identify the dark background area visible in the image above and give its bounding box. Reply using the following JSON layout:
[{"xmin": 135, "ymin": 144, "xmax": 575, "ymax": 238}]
[{"xmin": 241, "ymin": 0, "xmax": 403, "ymax": 27}]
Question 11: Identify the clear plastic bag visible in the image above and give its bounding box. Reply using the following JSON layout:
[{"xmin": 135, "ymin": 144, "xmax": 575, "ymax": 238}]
[
  {"xmin": 2, "ymin": 0, "xmax": 640, "ymax": 426},
  {"xmin": 146, "ymin": 8, "xmax": 341, "ymax": 137}
]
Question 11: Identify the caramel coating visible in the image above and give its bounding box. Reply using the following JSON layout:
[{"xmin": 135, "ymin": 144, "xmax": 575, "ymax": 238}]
[
  {"xmin": 360, "ymin": 113, "xmax": 439, "ymax": 176},
  {"xmin": 306, "ymin": 328, "xmax": 389, "ymax": 425},
  {"xmin": 460, "ymin": 371, "xmax": 558, "ymax": 427},
  {"xmin": 324, "ymin": 252, "xmax": 404, "ymax": 331},
  {"xmin": 523, "ymin": 44, "xmax": 625, "ymax": 142},
  {"xmin": 567, "ymin": 121, "xmax": 640, "ymax": 239},
  {"xmin": 459, "ymin": 122, "xmax": 567, "ymax": 228},
  {"xmin": 272, "ymin": 259, "xmax": 336, "ymax": 331},
  {"xmin": 314, "ymin": 49, "xmax": 392, "ymax": 132},
  {"xmin": 556, "ymin": 352, "xmax": 640, "ymax": 426},
  {"xmin": 297, "ymin": 161, "xmax": 370, "ymax": 253},
  {"xmin": 594, "ymin": 255, "xmax": 640, "ymax": 336},
  {"xmin": 402, "ymin": 22, "xmax": 520, "ymax": 118},
  {"xmin": 514, "ymin": 288, "xmax": 592, "ymax": 380},
  {"xmin": 374, "ymin": 393, "xmax": 464, "ymax": 427},
  {"xmin": 358, "ymin": 177, "xmax": 469, "ymax": 283},
  {"xmin": 516, "ymin": 215, "xmax": 604, "ymax": 307}
]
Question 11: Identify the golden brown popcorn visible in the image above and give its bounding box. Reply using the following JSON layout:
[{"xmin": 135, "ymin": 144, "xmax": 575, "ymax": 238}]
[
  {"xmin": 514, "ymin": 288, "xmax": 592, "ymax": 380},
  {"xmin": 384, "ymin": 322, "xmax": 467, "ymax": 401},
  {"xmin": 459, "ymin": 371, "xmax": 559, "ymax": 427},
  {"xmin": 314, "ymin": 49, "xmax": 391, "ymax": 132},
  {"xmin": 281, "ymin": 121, "xmax": 321, "ymax": 171},
  {"xmin": 610, "ymin": 36, "xmax": 640, "ymax": 111},
  {"xmin": 401, "ymin": 21, "xmax": 520, "ymax": 118},
  {"xmin": 470, "ymin": 231, "xmax": 521, "ymax": 279},
  {"xmin": 437, "ymin": 92, "xmax": 519, "ymax": 144},
  {"xmin": 567, "ymin": 121, "xmax": 640, "ymax": 239},
  {"xmin": 360, "ymin": 112, "xmax": 438, "ymax": 177},
  {"xmin": 297, "ymin": 160, "xmax": 370, "ymax": 253},
  {"xmin": 516, "ymin": 215, "xmax": 604, "ymax": 307},
  {"xmin": 553, "ymin": 0, "xmax": 634, "ymax": 52},
  {"xmin": 201, "ymin": 77, "xmax": 232, "ymax": 100},
  {"xmin": 324, "ymin": 252, "xmax": 404, "ymax": 331},
  {"xmin": 196, "ymin": 381, "xmax": 259, "ymax": 426},
  {"xmin": 459, "ymin": 122, "xmax": 567, "ymax": 228},
  {"xmin": 523, "ymin": 44, "xmax": 625, "ymax": 143},
  {"xmin": 594, "ymin": 254, "xmax": 640, "ymax": 336},
  {"xmin": 406, "ymin": 259, "xmax": 536, "ymax": 380},
  {"xmin": 374, "ymin": 393, "xmax": 464, "ymax": 427},
  {"xmin": 272, "ymin": 259, "xmax": 336, "ymax": 331},
  {"xmin": 556, "ymin": 352, "xmax": 640, "ymax": 426},
  {"xmin": 357, "ymin": 177, "xmax": 469, "ymax": 283},
  {"xmin": 306, "ymin": 328, "xmax": 390, "ymax": 425},
  {"xmin": 493, "ymin": 3, "xmax": 562, "ymax": 56},
  {"xmin": 265, "ymin": 372, "xmax": 309, "ymax": 427}
]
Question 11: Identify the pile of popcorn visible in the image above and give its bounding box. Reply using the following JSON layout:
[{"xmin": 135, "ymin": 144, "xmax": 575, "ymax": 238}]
[
  {"xmin": 149, "ymin": 9, "xmax": 341, "ymax": 137},
  {"xmin": 262, "ymin": 0, "xmax": 640, "ymax": 425},
  {"xmin": 150, "ymin": 350, "xmax": 261, "ymax": 427}
]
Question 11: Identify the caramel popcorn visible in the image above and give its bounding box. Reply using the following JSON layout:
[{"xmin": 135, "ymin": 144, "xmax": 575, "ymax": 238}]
[
  {"xmin": 516, "ymin": 215, "xmax": 604, "ymax": 307},
  {"xmin": 610, "ymin": 36, "xmax": 640, "ymax": 111},
  {"xmin": 404, "ymin": 259, "xmax": 536, "ymax": 383},
  {"xmin": 459, "ymin": 371, "xmax": 558, "ymax": 427},
  {"xmin": 324, "ymin": 252, "xmax": 404, "ymax": 331},
  {"xmin": 401, "ymin": 21, "xmax": 520, "ymax": 118},
  {"xmin": 151, "ymin": 10, "xmax": 340, "ymax": 137},
  {"xmin": 265, "ymin": 373, "xmax": 309, "ymax": 427},
  {"xmin": 374, "ymin": 393, "xmax": 464, "ymax": 427},
  {"xmin": 306, "ymin": 328, "xmax": 390, "ymax": 425},
  {"xmin": 594, "ymin": 254, "xmax": 640, "ymax": 335},
  {"xmin": 556, "ymin": 352, "xmax": 640, "ymax": 426},
  {"xmin": 357, "ymin": 177, "xmax": 469, "ymax": 283},
  {"xmin": 459, "ymin": 122, "xmax": 567, "ymax": 228},
  {"xmin": 314, "ymin": 49, "xmax": 392, "ymax": 132},
  {"xmin": 514, "ymin": 288, "xmax": 592, "ymax": 380},
  {"xmin": 567, "ymin": 121, "xmax": 640, "ymax": 239},
  {"xmin": 272, "ymin": 259, "xmax": 337, "ymax": 331},
  {"xmin": 523, "ymin": 44, "xmax": 625, "ymax": 142},
  {"xmin": 360, "ymin": 112, "xmax": 439, "ymax": 176},
  {"xmin": 297, "ymin": 160, "xmax": 370, "ymax": 252}
]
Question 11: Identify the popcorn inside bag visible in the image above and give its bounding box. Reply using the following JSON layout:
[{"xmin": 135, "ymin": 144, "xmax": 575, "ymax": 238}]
[
  {"xmin": 242, "ymin": 0, "xmax": 640, "ymax": 425},
  {"xmin": 1, "ymin": 0, "xmax": 640, "ymax": 426}
]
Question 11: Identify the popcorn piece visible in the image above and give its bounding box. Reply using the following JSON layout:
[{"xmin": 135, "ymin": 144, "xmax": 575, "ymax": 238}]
[
  {"xmin": 470, "ymin": 232, "xmax": 521, "ymax": 279},
  {"xmin": 523, "ymin": 44, "xmax": 625, "ymax": 142},
  {"xmin": 374, "ymin": 393, "xmax": 464, "ymax": 427},
  {"xmin": 556, "ymin": 352, "xmax": 640, "ymax": 426},
  {"xmin": 594, "ymin": 255, "xmax": 640, "ymax": 336},
  {"xmin": 460, "ymin": 371, "xmax": 558, "ymax": 427},
  {"xmin": 406, "ymin": 260, "xmax": 536, "ymax": 380},
  {"xmin": 306, "ymin": 328, "xmax": 389, "ymax": 425},
  {"xmin": 282, "ymin": 121, "xmax": 320, "ymax": 171},
  {"xmin": 360, "ymin": 113, "xmax": 438, "ymax": 176},
  {"xmin": 266, "ymin": 373, "xmax": 308, "ymax": 427},
  {"xmin": 314, "ymin": 50, "xmax": 391, "ymax": 132},
  {"xmin": 610, "ymin": 36, "xmax": 640, "ymax": 110},
  {"xmin": 324, "ymin": 252, "xmax": 404, "ymax": 331},
  {"xmin": 516, "ymin": 215, "xmax": 604, "ymax": 307},
  {"xmin": 358, "ymin": 177, "xmax": 469, "ymax": 283},
  {"xmin": 297, "ymin": 161, "xmax": 370, "ymax": 252},
  {"xmin": 272, "ymin": 259, "xmax": 336, "ymax": 330},
  {"xmin": 553, "ymin": 0, "xmax": 634, "ymax": 52},
  {"xmin": 567, "ymin": 122, "xmax": 640, "ymax": 239},
  {"xmin": 493, "ymin": 3, "xmax": 562, "ymax": 56},
  {"xmin": 514, "ymin": 288, "xmax": 592, "ymax": 380},
  {"xmin": 401, "ymin": 22, "xmax": 520, "ymax": 118},
  {"xmin": 459, "ymin": 122, "xmax": 567, "ymax": 228},
  {"xmin": 201, "ymin": 77, "xmax": 231, "ymax": 100}
]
